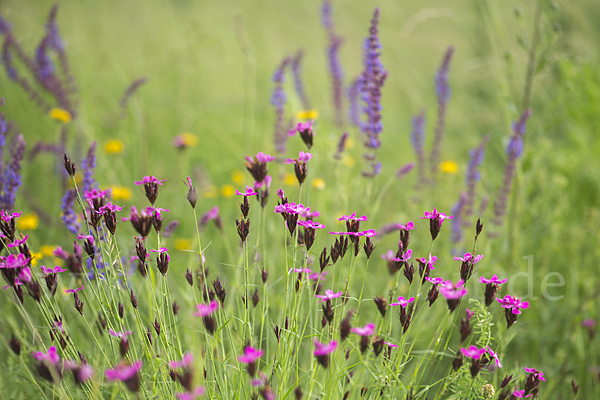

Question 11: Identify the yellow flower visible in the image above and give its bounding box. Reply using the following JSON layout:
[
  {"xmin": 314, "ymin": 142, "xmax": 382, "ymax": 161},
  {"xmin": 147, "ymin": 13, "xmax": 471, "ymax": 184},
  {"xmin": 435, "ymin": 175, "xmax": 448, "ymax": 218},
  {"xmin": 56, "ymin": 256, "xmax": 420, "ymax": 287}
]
[
  {"xmin": 345, "ymin": 138, "xmax": 354, "ymax": 149},
  {"xmin": 343, "ymin": 155, "xmax": 355, "ymax": 168},
  {"xmin": 173, "ymin": 132, "xmax": 198, "ymax": 148},
  {"xmin": 104, "ymin": 139, "xmax": 124, "ymax": 154},
  {"xmin": 311, "ymin": 178, "xmax": 325, "ymax": 189},
  {"xmin": 110, "ymin": 186, "xmax": 132, "ymax": 200},
  {"xmin": 31, "ymin": 251, "xmax": 43, "ymax": 267},
  {"xmin": 49, "ymin": 108, "xmax": 71, "ymax": 123},
  {"xmin": 220, "ymin": 184, "xmax": 235, "ymax": 197},
  {"xmin": 296, "ymin": 110, "xmax": 319, "ymax": 120},
  {"xmin": 283, "ymin": 173, "xmax": 296, "ymax": 186},
  {"xmin": 17, "ymin": 214, "xmax": 38, "ymax": 230},
  {"xmin": 202, "ymin": 185, "xmax": 218, "ymax": 198},
  {"xmin": 68, "ymin": 172, "xmax": 83, "ymax": 188},
  {"xmin": 232, "ymin": 170, "xmax": 245, "ymax": 185},
  {"xmin": 174, "ymin": 239, "xmax": 193, "ymax": 251},
  {"xmin": 439, "ymin": 160, "xmax": 459, "ymax": 174},
  {"xmin": 41, "ymin": 245, "xmax": 57, "ymax": 257}
]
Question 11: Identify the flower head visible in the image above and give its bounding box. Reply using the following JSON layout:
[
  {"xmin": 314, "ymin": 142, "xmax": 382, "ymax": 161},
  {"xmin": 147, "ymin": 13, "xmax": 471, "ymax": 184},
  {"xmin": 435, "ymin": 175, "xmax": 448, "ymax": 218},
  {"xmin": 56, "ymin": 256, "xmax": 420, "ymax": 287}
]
[
  {"xmin": 440, "ymin": 280, "xmax": 467, "ymax": 300},
  {"xmin": 194, "ymin": 300, "xmax": 219, "ymax": 317},
  {"xmin": 524, "ymin": 367, "xmax": 546, "ymax": 382},
  {"xmin": 236, "ymin": 188, "xmax": 258, "ymax": 196},
  {"xmin": 497, "ymin": 295, "xmax": 529, "ymax": 315},
  {"xmin": 109, "ymin": 329, "xmax": 132, "ymax": 339},
  {"xmin": 397, "ymin": 221, "xmax": 415, "ymax": 230},
  {"xmin": 169, "ymin": 352, "xmax": 194, "ymax": 369},
  {"xmin": 350, "ymin": 323, "xmax": 375, "ymax": 336},
  {"xmin": 134, "ymin": 176, "xmax": 166, "ymax": 186},
  {"xmin": 453, "ymin": 252, "xmax": 484, "ymax": 264},
  {"xmin": 460, "ymin": 345, "xmax": 486, "ymax": 360},
  {"xmin": 32, "ymin": 346, "xmax": 60, "ymax": 366},
  {"xmin": 65, "ymin": 287, "xmax": 83, "ymax": 294},
  {"xmin": 315, "ymin": 289, "xmax": 342, "ymax": 303},
  {"xmin": 313, "ymin": 339, "xmax": 337, "ymax": 356},
  {"xmin": 479, "ymin": 275, "xmax": 508, "ymax": 285},
  {"xmin": 389, "ymin": 296, "xmax": 415, "ymax": 308},
  {"xmin": 238, "ymin": 347, "xmax": 263, "ymax": 364},
  {"xmin": 105, "ymin": 360, "xmax": 142, "ymax": 382},
  {"xmin": 337, "ymin": 212, "xmax": 368, "ymax": 222}
]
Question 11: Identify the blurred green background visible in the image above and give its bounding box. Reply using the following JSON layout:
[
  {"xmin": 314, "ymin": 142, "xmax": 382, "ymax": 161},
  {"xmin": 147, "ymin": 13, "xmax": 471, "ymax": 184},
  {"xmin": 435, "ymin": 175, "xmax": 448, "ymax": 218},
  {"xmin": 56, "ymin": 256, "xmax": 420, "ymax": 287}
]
[{"xmin": 1, "ymin": 0, "xmax": 600, "ymax": 398}]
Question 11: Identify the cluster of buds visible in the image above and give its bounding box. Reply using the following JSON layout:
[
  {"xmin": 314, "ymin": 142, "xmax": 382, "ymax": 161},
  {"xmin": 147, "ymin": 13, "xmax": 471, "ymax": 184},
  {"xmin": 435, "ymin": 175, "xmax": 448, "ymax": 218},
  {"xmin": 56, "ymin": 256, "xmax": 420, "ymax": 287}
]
[
  {"xmin": 330, "ymin": 234, "xmax": 349, "ymax": 263},
  {"xmin": 150, "ymin": 247, "xmax": 170, "ymax": 276},
  {"xmin": 84, "ymin": 189, "xmax": 109, "ymax": 229},
  {"xmin": 284, "ymin": 151, "xmax": 312, "ymax": 185},
  {"xmin": 65, "ymin": 287, "xmax": 84, "ymax": 315},
  {"xmin": 460, "ymin": 309, "xmax": 474, "ymax": 342},
  {"xmin": 425, "ymin": 277, "xmax": 443, "ymax": 306}
]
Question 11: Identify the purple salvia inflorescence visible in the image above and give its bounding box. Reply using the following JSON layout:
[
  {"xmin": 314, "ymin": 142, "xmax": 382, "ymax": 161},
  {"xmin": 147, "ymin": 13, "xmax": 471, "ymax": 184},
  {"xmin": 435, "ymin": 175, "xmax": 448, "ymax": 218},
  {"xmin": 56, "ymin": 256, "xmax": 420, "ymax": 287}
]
[
  {"xmin": 410, "ymin": 111, "xmax": 426, "ymax": 186},
  {"xmin": 493, "ymin": 110, "xmax": 532, "ymax": 226},
  {"xmin": 81, "ymin": 142, "xmax": 97, "ymax": 193},
  {"xmin": 119, "ymin": 77, "xmax": 148, "ymax": 117},
  {"xmin": 450, "ymin": 192, "xmax": 466, "ymax": 246},
  {"xmin": 291, "ymin": 49, "xmax": 310, "ymax": 111},
  {"xmin": 321, "ymin": 0, "xmax": 345, "ymax": 127},
  {"xmin": 359, "ymin": 8, "xmax": 388, "ymax": 177},
  {"xmin": 61, "ymin": 189, "xmax": 81, "ymax": 234},
  {"xmin": 347, "ymin": 77, "xmax": 361, "ymax": 127},
  {"xmin": 0, "ymin": 134, "xmax": 25, "ymax": 212},
  {"xmin": 462, "ymin": 136, "xmax": 488, "ymax": 225},
  {"xmin": 271, "ymin": 56, "xmax": 292, "ymax": 154},
  {"xmin": 429, "ymin": 46, "xmax": 454, "ymax": 179}
]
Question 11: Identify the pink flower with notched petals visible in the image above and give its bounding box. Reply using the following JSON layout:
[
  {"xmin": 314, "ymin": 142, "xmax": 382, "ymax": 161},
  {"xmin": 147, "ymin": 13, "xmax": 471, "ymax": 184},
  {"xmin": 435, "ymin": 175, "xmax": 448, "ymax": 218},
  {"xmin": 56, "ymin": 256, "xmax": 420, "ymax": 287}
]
[
  {"xmin": 236, "ymin": 188, "xmax": 258, "ymax": 196},
  {"xmin": 17, "ymin": 267, "xmax": 32, "ymax": 283},
  {"xmin": 288, "ymin": 121, "xmax": 314, "ymax": 136},
  {"xmin": 7, "ymin": 235, "xmax": 28, "ymax": 248},
  {"xmin": 41, "ymin": 265, "xmax": 67, "ymax": 274},
  {"xmin": 97, "ymin": 202, "xmax": 123, "ymax": 215},
  {"xmin": 84, "ymin": 189, "xmax": 108, "ymax": 201},
  {"xmin": 460, "ymin": 345, "xmax": 486, "ymax": 359},
  {"xmin": 479, "ymin": 275, "xmax": 508, "ymax": 285},
  {"xmin": 254, "ymin": 175, "xmax": 272, "ymax": 190},
  {"xmin": 308, "ymin": 271, "xmax": 328, "ymax": 281},
  {"xmin": 524, "ymin": 367, "xmax": 546, "ymax": 382},
  {"xmin": 1, "ymin": 210, "xmax": 21, "ymax": 222},
  {"xmin": 169, "ymin": 352, "xmax": 194, "ymax": 369},
  {"xmin": 355, "ymin": 229, "xmax": 377, "ymax": 237},
  {"xmin": 315, "ymin": 289, "xmax": 342, "ymax": 303},
  {"xmin": 397, "ymin": 221, "xmax": 415, "ymax": 230},
  {"xmin": 389, "ymin": 296, "xmax": 415, "ymax": 308},
  {"xmin": 297, "ymin": 220, "xmax": 326, "ymax": 229},
  {"xmin": 176, "ymin": 387, "xmax": 206, "ymax": 400},
  {"xmin": 274, "ymin": 202, "xmax": 309, "ymax": 215},
  {"xmin": 244, "ymin": 152, "xmax": 275, "ymax": 164},
  {"xmin": 420, "ymin": 207, "xmax": 454, "ymax": 226},
  {"xmin": 425, "ymin": 277, "xmax": 444, "ymax": 285},
  {"xmin": 486, "ymin": 346, "xmax": 502, "ymax": 368},
  {"xmin": 512, "ymin": 389, "xmax": 533, "ymax": 398},
  {"xmin": 381, "ymin": 250, "xmax": 395, "ymax": 261},
  {"xmin": 3, "ymin": 253, "xmax": 29, "ymax": 269},
  {"xmin": 313, "ymin": 340, "xmax": 337, "ymax": 356},
  {"xmin": 385, "ymin": 342, "xmax": 398, "ymax": 348},
  {"xmin": 338, "ymin": 212, "xmax": 368, "ymax": 222},
  {"xmin": 392, "ymin": 249, "xmax": 413, "ymax": 263},
  {"xmin": 194, "ymin": 300, "xmax": 219, "ymax": 317},
  {"xmin": 497, "ymin": 295, "xmax": 529, "ymax": 314},
  {"xmin": 2, "ymin": 278, "xmax": 22, "ymax": 290},
  {"xmin": 453, "ymin": 252, "xmax": 484, "ymax": 264},
  {"xmin": 65, "ymin": 287, "xmax": 83, "ymax": 294},
  {"xmin": 289, "ymin": 267, "xmax": 311, "ymax": 274},
  {"xmin": 33, "ymin": 346, "xmax": 60, "ymax": 365},
  {"xmin": 105, "ymin": 360, "xmax": 142, "ymax": 382},
  {"xmin": 351, "ymin": 323, "xmax": 375, "ymax": 336},
  {"xmin": 238, "ymin": 347, "xmax": 263, "ymax": 363},
  {"xmin": 417, "ymin": 254, "xmax": 438, "ymax": 270},
  {"xmin": 109, "ymin": 329, "xmax": 132, "ymax": 339},
  {"xmin": 134, "ymin": 176, "xmax": 166, "ymax": 186},
  {"xmin": 439, "ymin": 280, "xmax": 467, "ymax": 299}
]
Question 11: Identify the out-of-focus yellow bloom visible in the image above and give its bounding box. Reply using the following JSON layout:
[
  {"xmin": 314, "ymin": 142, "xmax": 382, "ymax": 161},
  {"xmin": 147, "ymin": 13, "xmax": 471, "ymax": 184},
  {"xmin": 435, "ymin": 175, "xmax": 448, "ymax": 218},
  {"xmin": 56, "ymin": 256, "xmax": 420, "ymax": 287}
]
[
  {"xmin": 31, "ymin": 251, "xmax": 43, "ymax": 267},
  {"xmin": 174, "ymin": 239, "xmax": 193, "ymax": 251},
  {"xmin": 335, "ymin": 212, "xmax": 347, "ymax": 224},
  {"xmin": 49, "ymin": 108, "xmax": 71, "ymax": 123},
  {"xmin": 296, "ymin": 110, "xmax": 319, "ymax": 120},
  {"xmin": 68, "ymin": 172, "xmax": 83, "ymax": 188},
  {"xmin": 283, "ymin": 173, "xmax": 296, "ymax": 186},
  {"xmin": 110, "ymin": 186, "xmax": 132, "ymax": 200},
  {"xmin": 345, "ymin": 138, "xmax": 354, "ymax": 149},
  {"xmin": 439, "ymin": 160, "xmax": 459, "ymax": 174},
  {"xmin": 104, "ymin": 139, "xmax": 124, "ymax": 154},
  {"xmin": 220, "ymin": 184, "xmax": 235, "ymax": 197},
  {"xmin": 311, "ymin": 178, "xmax": 325, "ymax": 189},
  {"xmin": 343, "ymin": 155, "xmax": 355, "ymax": 168},
  {"xmin": 17, "ymin": 214, "xmax": 38, "ymax": 230},
  {"xmin": 173, "ymin": 132, "xmax": 198, "ymax": 148},
  {"xmin": 41, "ymin": 245, "xmax": 57, "ymax": 257},
  {"xmin": 232, "ymin": 170, "xmax": 245, "ymax": 185},
  {"xmin": 202, "ymin": 185, "xmax": 218, "ymax": 198}
]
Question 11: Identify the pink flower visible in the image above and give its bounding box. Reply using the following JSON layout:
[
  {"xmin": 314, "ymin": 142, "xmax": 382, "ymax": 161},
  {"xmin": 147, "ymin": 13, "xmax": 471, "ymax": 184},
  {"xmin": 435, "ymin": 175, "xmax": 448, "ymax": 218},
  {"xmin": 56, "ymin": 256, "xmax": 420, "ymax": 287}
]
[
  {"xmin": 425, "ymin": 277, "xmax": 444, "ymax": 285},
  {"xmin": 453, "ymin": 253, "xmax": 484, "ymax": 264},
  {"xmin": 397, "ymin": 221, "xmax": 415, "ymax": 230},
  {"xmin": 417, "ymin": 254, "xmax": 438, "ymax": 270},
  {"xmin": 7, "ymin": 234, "xmax": 28, "ymax": 248},
  {"xmin": 381, "ymin": 250, "xmax": 395, "ymax": 261},
  {"xmin": 65, "ymin": 287, "xmax": 83, "ymax": 294},
  {"xmin": 420, "ymin": 207, "xmax": 454, "ymax": 226},
  {"xmin": 284, "ymin": 151, "xmax": 312, "ymax": 164},
  {"xmin": 308, "ymin": 271, "xmax": 328, "ymax": 281},
  {"xmin": 236, "ymin": 188, "xmax": 258, "ymax": 196},
  {"xmin": 32, "ymin": 346, "xmax": 60, "ymax": 366},
  {"xmin": 97, "ymin": 202, "xmax": 123, "ymax": 215},
  {"xmin": 392, "ymin": 249, "xmax": 413, "ymax": 263},
  {"xmin": 17, "ymin": 267, "xmax": 32, "ymax": 283},
  {"xmin": 313, "ymin": 340, "xmax": 337, "ymax": 356},
  {"xmin": 355, "ymin": 229, "xmax": 377, "ymax": 237},
  {"xmin": 169, "ymin": 352, "xmax": 194, "ymax": 369},
  {"xmin": 176, "ymin": 387, "xmax": 206, "ymax": 400},
  {"xmin": 84, "ymin": 189, "xmax": 108, "ymax": 200},
  {"xmin": 497, "ymin": 295, "xmax": 529, "ymax": 315},
  {"xmin": 338, "ymin": 212, "xmax": 368, "ymax": 222},
  {"xmin": 109, "ymin": 329, "xmax": 132, "ymax": 339},
  {"xmin": 350, "ymin": 323, "xmax": 375, "ymax": 336},
  {"xmin": 134, "ymin": 176, "xmax": 166, "ymax": 185},
  {"xmin": 486, "ymin": 346, "xmax": 502, "ymax": 368},
  {"xmin": 385, "ymin": 342, "xmax": 398, "ymax": 348},
  {"xmin": 41, "ymin": 265, "xmax": 66, "ymax": 274},
  {"xmin": 288, "ymin": 121, "xmax": 314, "ymax": 136},
  {"xmin": 245, "ymin": 152, "xmax": 275, "ymax": 164},
  {"xmin": 582, "ymin": 319, "xmax": 596, "ymax": 328},
  {"xmin": 2, "ymin": 253, "xmax": 29, "ymax": 269},
  {"xmin": 297, "ymin": 220, "xmax": 326, "ymax": 229},
  {"xmin": 105, "ymin": 360, "xmax": 142, "ymax": 381},
  {"xmin": 479, "ymin": 275, "xmax": 508, "ymax": 285},
  {"xmin": 274, "ymin": 202, "xmax": 310, "ymax": 215},
  {"xmin": 76, "ymin": 234, "xmax": 94, "ymax": 244},
  {"xmin": 1, "ymin": 210, "xmax": 21, "ymax": 222},
  {"xmin": 315, "ymin": 289, "xmax": 343, "ymax": 303},
  {"xmin": 238, "ymin": 346, "xmax": 263, "ymax": 363},
  {"xmin": 465, "ymin": 308, "xmax": 475, "ymax": 320},
  {"xmin": 439, "ymin": 280, "xmax": 467, "ymax": 300},
  {"xmin": 512, "ymin": 389, "xmax": 533, "ymax": 398},
  {"xmin": 460, "ymin": 345, "xmax": 486, "ymax": 359},
  {"xmin": 194, "ymin": 300, "xmax": 219, "ymax": 317},
  {"xmin": 524, "ymin": 367, "xmax": 546, "ymax": 382},
  {"xmin": 389, "ymin": 296, "xmax": 415, "ymax": 308}
]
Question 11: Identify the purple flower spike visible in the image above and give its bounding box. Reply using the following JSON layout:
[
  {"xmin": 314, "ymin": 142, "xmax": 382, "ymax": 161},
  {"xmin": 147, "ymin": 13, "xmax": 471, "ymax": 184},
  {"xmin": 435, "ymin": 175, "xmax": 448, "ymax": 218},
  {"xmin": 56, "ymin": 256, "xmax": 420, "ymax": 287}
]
[
  {"xmin": 322, "ymin": 0, "xmax": 345, "ymax": 127},
  {"xmin": 410, "ymin": 111, "xmax": 427, "ymax": 187},
  {"xmin": 194, "ymin": 300, "xmax": 219, "ymax": 317},
  {"xmin": 238, "ymin": 346, "xmax": 263, "ymax": 364},
  {"xmin": 460, "ymin": 345, "xmax": 486, "ymax": 360},
  {"xmin": 315, "ymin": 289, "xmax": 342, "ymax": 303},
  {"xmin": 351, "ymin": 323, "xmax": 375, "ymax": 336},
  {"xmin": 479, "ymin": 275, "xmax": 507, "ymax": 285},
  {"xmin": 271, "ymin": 57, "xmax": 292, "ymax": 154},
  {"xmin": 389, "ymin": 296, "xmax": 415, "ymax": 308}
]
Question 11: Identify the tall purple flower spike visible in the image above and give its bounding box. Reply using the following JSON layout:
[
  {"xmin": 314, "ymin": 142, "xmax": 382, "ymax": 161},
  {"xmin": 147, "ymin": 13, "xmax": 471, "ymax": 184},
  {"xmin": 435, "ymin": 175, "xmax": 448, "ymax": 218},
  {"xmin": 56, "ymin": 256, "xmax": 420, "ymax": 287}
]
[
  {"xmin": 321, "ymin": 0, "xmax": 345, "ymax": 127},
  {"xmin": 271, "ymin": 56, "xmax": 292, "ymax": 154}
]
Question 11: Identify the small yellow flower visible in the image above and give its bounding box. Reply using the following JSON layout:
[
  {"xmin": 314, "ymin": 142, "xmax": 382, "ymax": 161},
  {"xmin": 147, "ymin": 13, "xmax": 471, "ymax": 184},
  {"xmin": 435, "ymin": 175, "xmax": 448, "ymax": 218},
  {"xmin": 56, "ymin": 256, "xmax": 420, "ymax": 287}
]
[
  {"xmin": 17, "ymin": 214, "xmax": 38, "ymax": 230},
  {"xmin": 174, "ymin": 239, "xmax": 193, "ymax": 251},
  {"xmin": 104, "ymin": 139, "xmax": 125, "ymax": 154},
  {"xmin": 49, "ymin": 108, "xmax": 71, "ymax": 123},
  {"xmin": 283, "ymin": 173, "xmax": 296, "ymax": 186},
  {"xmin": 31, "ymin": 251, "xmax": 43, "ymax": 267},
  {"xmin": 311, "ymin": 178, "xmax": 325, "ymax": 189},
  {"xmin": 173, "ymin": 132, "xmax": 198, "ymax": 148},
  {"xmin": 343, "ymin": 155, "xmax": 356, "ymax": 168},
  {"xmin": 232, "ymin": 170, "xmax": 245, "ymax": 185},
  {"xmin": 41, "ymin": 245, "xmax": 57, "ymax": 257},
  {"xmin": 439, "ymin": 160, "xmax": 459, "ymax": 174},
  {"xmin": 220, "ymin": 184, "xmax": 235, "ymax": 197},
  {"xmin": 345, "ymin": 138, "xmax": 354, "ymax": 149},
  {"xmin": 202, "ymin": 185, "xmax": 218, "ymax": 198},
  {"xmin": 110, "ymin": 186, "xmax": 132, "ymax": 200},
  {"xmin": 296, "ymin": 110, "xmax": 319, "ymax": 120}
]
